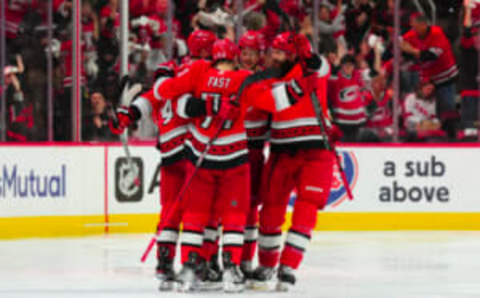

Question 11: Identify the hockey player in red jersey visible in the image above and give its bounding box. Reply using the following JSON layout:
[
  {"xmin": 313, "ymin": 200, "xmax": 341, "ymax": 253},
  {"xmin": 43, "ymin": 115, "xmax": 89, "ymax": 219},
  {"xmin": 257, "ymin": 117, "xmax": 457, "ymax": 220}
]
[
  {"xmin": 237, "ymin": 30, "xmax": 269, "ymax": 280},
  {"xmin": 152, "ymin": 37, "xmax": 319, "ymax": 292},
  {"xmin": 110, "ymin": 29, "xmax": 216, "ymax": 291},
  {"xmin": 251, "ymin": 32, "xmax": 335, "ymax": 291}
]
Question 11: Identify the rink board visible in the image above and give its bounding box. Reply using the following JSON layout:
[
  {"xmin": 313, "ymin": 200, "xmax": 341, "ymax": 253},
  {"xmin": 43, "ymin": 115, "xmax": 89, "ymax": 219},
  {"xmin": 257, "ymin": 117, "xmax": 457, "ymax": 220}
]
[{"xmin": 1, "ymin": 143, "xmax": 480, "ymax": 239}]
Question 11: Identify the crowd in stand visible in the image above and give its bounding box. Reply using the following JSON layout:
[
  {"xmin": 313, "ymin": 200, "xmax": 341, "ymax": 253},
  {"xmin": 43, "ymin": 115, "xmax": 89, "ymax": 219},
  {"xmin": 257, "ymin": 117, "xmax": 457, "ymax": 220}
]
[{"xmin": 2, "ymin": 0, "xmax": 478, "ymax": 143}]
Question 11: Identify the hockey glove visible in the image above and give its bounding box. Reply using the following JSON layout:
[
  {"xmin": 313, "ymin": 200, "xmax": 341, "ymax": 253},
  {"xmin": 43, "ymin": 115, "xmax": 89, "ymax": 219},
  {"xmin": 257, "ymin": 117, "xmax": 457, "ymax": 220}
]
[
  {"xmin": 285, "ymin": 74, "xmax": 317, "ymax": 104},
  {"xmin": 327, "ymin": 123, "xmax": 343, "ymax": 144},
  {"xmin": 109, "ymin": 105, "xmax": 141, "ymax": 135},
  {"xmin": 154, "ymin": 61, "xmax": 176, "ymax": 80},
  {"xmin": 206, "ymin": 95, "xmax": 240, "ymax": 121},
  {"xmin": 295, "ymin": 34, "xmax": 321, "ymax": 74},
  {"xmin": 218, "ymin": 96, "xmax": 240, "ymax": 121}
]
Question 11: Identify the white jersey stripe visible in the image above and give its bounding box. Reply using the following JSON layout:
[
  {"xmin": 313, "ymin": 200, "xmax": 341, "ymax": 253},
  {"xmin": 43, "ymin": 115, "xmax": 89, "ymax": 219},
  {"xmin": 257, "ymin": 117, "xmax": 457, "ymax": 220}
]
[
  {"xmin": 271, "ymin": 117, "xmax": 319, "ymax": 129},
  {"xmin": 286, "ymin": 232, "xmax": 310, "ymax": 250},
  {"xmin": 156, "ymin": 230, "xmax": 179, "ymax": 243},
  {"xmin": 223, "ymin": 233, "xmax": 244, "ymax": 246}
]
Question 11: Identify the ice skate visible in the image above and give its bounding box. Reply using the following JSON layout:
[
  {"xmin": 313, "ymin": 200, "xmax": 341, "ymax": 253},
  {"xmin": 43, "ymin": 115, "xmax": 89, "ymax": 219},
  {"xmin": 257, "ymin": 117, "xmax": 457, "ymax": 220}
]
[
  {"xmin": 194, "ymin": 255, "xmax": 222, "ymax": 291},
  {"xmin": 276, "ymin": 264, "xmax": 296, "ymax": 292},
  {"xmin": 222, "ymin": 252, "xmax": 245, "ymax": 293},
  {"xmin": 251, "ymin": 265, "xmax": 275, "ymax": 290},
  {"xmin": 157, "ymin": 263, "xmax": 176, "ymax": 292},
  {"xmin": 240, "ymin": 261, "xmax": 254, "ymax": 288},
  {"xmin": 176, "ymin": 252, "xmax": 201, "ymax": 292},
  {"xmin": 204, "ymin": 254, "xmax": 223, "ymax": 291},
  {"xmin": 155, "ymin": 247, "xmax": 176, "ymax": 291}
]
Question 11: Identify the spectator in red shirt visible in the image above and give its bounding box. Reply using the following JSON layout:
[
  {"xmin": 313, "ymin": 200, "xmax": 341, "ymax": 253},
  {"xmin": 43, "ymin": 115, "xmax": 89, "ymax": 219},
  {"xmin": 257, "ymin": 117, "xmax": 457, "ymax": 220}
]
[
  {"xmin": 328, "ymin": 54, "xmax": 368, "ymax": 142},
  {"xmin": 400, "ymin": 14, "xmax": 459, "ymax": 138},
  {"xmin": 100, "ymin": 0, "xmax": 120, "ymax": 39}
]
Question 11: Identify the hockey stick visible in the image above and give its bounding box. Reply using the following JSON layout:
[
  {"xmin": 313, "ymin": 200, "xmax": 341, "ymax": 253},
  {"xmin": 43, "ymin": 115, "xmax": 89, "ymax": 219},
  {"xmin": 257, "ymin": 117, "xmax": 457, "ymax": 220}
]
[
  {"xmin": 140, "ymin": 68, "xmax": 283, "ymax": 262},
  {"xmin": 108, "ymin": 79, "xmax": 143, "ymax": 187},
  {"xmin": 310, "ymin": 91, "xmax": 354, "ymax": 200}
]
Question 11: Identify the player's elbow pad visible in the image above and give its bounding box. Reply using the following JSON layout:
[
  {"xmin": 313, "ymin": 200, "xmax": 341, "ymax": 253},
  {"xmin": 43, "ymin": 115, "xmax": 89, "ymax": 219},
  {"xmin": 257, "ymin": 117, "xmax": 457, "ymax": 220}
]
[
  {"xmin": 176, "ymin": 94, "xmax": 206, "ymax": 119},
  {"xmin": 131, "ymin": 97, "xmax": 152, "ymax": 119}
]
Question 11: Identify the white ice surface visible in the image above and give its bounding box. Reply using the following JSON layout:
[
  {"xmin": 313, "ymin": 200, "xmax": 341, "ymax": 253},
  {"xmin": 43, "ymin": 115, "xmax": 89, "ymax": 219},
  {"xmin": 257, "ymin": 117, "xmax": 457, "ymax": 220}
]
[{"xmin": 1, "ymin": 232, "xmax": 480, "ymax": 298}]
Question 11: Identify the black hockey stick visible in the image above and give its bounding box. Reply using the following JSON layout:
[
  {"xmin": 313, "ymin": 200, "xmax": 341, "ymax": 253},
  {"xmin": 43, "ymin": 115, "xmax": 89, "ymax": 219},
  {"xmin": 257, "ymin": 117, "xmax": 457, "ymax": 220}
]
[{"xmin": 310, "ymin": 90, "xmax": 354, "ymax": 200}]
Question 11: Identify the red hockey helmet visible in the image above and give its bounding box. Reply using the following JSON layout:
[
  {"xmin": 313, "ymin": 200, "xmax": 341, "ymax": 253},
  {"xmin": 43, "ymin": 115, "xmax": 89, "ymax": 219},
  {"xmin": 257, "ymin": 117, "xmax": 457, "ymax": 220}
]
[
  {"xmin": 271, "ymin": 32, "xmax": 297, "ymax": 55},
  {"xmin": 239, "ymin": 30, "xmax": 265, "ymax": 52},
  {"xmin": 187, "ymin": 29, "xmax": 217, "ymax": 58},
  {"xmin": 212, "ymin": 38, "xmax": 238, "ymax": 62},
  {"xmin": 272, "ymin": 32, "xmax": 312, "ymax": 59}
]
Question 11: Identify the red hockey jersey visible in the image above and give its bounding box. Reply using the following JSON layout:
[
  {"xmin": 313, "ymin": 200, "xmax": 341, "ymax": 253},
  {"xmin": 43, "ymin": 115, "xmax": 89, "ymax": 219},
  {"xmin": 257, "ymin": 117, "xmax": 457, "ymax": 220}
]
[
  {"xmin": 132, "ymin": 61, "xmax": 195, "ymax": 166},
  {"xmin": 269, "ymin": 56, "xmax": 330, "ymax": 152},
  {"xmin": 402, "ymin": 26, "xmax": 458, "ymax": 85},
  {"xmin": 60, "ymin": 41, "xmax": 86, "ymax": 88},
  {"xmin": 366, "ymin": 90, "xmax": 393, "ymax": 128},
  {"xmin": 328, "ymin": 69, "xmax": 367, "ymax": 126},
  {"xmin": 6, "ymin": 0, "xmax": 39, "ymax": 38},
  {"xmin": 244, "ymin": 108, "xmax": 270, "ymax": 149},
  {"xmin": 154, "ymin": 60, "xmax": 296, "ymax": 169}
]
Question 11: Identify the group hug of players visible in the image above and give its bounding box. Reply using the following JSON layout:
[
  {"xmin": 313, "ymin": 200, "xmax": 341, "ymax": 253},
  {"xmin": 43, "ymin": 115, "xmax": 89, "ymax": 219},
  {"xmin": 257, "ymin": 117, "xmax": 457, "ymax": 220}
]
[{"xmin": 110, "ymin": 28, "xmax": 339, "ymax": 293}]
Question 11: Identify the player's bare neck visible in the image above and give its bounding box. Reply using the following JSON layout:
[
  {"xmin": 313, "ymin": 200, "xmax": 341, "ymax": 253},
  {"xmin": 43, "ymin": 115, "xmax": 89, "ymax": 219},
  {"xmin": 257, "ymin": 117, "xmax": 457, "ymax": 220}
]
[{"xmin": 216, "ymin": 62, "xmax": 235, "ymax": 72}]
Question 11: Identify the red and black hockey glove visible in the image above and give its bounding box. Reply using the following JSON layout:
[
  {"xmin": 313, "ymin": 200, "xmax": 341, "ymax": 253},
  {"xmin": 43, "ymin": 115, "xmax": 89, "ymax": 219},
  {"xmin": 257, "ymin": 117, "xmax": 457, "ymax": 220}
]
[
  {"xmin": 326, "ymin": 123, "xmax": 343, "ymax": 144},
  {"xmin": 295, "ymin": 34, "xmax": 321, "ymax": 75},
  {"xmin": 153, "ymin": 61, "xmax": 176, "ymax": 80},
  {"xmin": 109, "ymin": 105, "xmax": 141, "ymax": 135},
  {"xmin": 218, "ymin": 96, "xmax": 240, "ymax": 121},
  {"xmin": 285, "ymin": 74, "xmax": 318, "ymax": 104}
]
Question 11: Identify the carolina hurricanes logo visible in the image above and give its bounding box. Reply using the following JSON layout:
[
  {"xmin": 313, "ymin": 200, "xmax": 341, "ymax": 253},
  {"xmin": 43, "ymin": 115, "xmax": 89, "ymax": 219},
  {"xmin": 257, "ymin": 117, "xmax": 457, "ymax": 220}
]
[
  {"xmin": 288, "ymin": 151, "xmax": 358, "ymax": 208},
  {"xmin": 327, "ymin": 151, "xmax": 358, "ymax": 207},
  {"xmin": 339, "ymin": 86, "xmax": 359, "ymax": 103}
]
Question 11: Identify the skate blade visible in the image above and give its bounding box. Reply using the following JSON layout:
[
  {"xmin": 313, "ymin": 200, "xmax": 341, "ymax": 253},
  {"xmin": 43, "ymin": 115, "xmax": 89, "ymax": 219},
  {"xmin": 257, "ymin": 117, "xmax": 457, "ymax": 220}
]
[
  {"xmin": 176, "ymin": 282, "xmax": 195, "ymax": 293},
  {"xmin": 195, "ymin": 281, "xmax": 223, "ymax": 292},
  {"xmin": 250, "ymin": 281, "xmax": 270, "ymax": 291},
  {"xmin": 276, "ymin": 281, "xmax": 292, "ymax": 292},
  {"xmin": 244, "ymin": 279, "xmax": 254, "ymax": 289},
  {"xmin": 159, "ymin": 280, "xmax": 176, "ymax": 292},
  {"xmin": 223, "ymin": 282, "xmax": 245, "ymax": 293}
]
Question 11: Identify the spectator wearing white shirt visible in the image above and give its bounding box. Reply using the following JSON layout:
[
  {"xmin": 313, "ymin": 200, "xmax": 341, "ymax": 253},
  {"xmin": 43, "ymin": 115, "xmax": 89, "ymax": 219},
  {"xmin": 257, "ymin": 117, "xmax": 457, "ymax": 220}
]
[{"xmin": 403, "ymin": 78, "xmax": 446, "ymax": 141}]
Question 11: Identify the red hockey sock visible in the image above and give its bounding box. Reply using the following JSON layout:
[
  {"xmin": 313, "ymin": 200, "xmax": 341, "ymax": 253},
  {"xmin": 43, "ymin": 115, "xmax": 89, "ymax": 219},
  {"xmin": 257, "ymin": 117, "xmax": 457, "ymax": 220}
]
[
  {"xmin": 280, "ymin": 200, "xmax": 317, "ymax": 269},
  {"xmin": 201, "ymin": 225, "xmax": 219, "ymax": 261},
  {"xmin": 241, "ymin": 206, "xmax": 259, "ymax": 262},
  {"xmin": 223, "ymin": 227, "xmax": 245, "ymax": 265},
  {"xmin": 258, "ymin": 248, "xmax": 280, "ymax": 268},
  {"xmin": 181, "ymin": 212, "xmax": 209, "ymax": 264},
  {"xmin": 257, "ymin": 230, "xmax": 282, "ymax": 267},
  {"xmin": 156, "ymin": 227, "xmax": 179, "ymax": 260},
  {"xmin": 241, "ymin": 238, "xmax": 257, "ymax": 263}
]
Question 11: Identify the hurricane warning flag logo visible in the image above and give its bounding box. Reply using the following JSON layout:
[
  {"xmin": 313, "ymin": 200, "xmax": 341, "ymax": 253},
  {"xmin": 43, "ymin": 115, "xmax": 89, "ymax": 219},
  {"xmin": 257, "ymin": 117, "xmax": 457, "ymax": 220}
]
[{"xmin": 288, "ymin": 151, "xmax": 358, "ymax": 208}]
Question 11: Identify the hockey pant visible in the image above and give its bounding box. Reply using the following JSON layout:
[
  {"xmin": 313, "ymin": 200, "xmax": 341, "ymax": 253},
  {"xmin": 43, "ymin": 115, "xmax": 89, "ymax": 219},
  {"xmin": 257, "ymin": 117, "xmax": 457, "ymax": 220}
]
[
  {"xmin": 241, "ymin": 147, "xmax": 264, "ymax": 264},
  {"xmin": 156, "ymin": 160, "xmax": 187, "ymax": 261},
  {"xmin": 258, "ymin": 149, "xmax": 334, "ymax": 269},
  {"xmin": 180, "ymin": 162, "xmax": 250, "ymax": 265}
]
